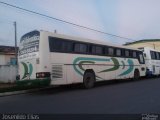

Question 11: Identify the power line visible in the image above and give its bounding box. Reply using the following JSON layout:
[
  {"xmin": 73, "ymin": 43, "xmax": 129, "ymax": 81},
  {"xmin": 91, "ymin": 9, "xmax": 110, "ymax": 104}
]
[{"xmin": 0, "ymin": 1, "xmax": 136, "ymax": 41}]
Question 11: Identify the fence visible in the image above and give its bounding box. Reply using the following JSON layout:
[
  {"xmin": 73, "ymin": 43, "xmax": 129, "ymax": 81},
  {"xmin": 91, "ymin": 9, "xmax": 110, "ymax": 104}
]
[{"xmin": 0, "ymin": 65, "xmax": 17, "ymax": 83}]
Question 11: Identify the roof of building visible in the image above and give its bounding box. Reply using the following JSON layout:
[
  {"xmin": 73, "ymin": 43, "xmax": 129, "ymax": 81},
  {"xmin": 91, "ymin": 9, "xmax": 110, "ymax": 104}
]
[
  {"xmin": 0, "ymin": 45, "xmax": 18, "ymax": 55},
  {"xmin": 124, "ymin": 39, "xmax": 160, "ymax": 45}
]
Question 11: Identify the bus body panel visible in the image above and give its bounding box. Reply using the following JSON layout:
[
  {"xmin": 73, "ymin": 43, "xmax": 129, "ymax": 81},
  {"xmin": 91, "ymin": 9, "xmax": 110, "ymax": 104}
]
[
  {"xmin": 142, "ymin": 47, "xmax": 160, "ymax": 76},
  {"xmin": 49, "ymin": 53, "xmax": 146, "ymax": 85},
  {"xmin": 37, "ymin": 32, "xmax": 51, "ymax": 73}
]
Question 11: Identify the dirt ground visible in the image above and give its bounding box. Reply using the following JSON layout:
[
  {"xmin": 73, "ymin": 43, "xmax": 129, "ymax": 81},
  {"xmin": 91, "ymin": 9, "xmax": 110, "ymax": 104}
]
[{"xmin": 0, "ymin": 83, "xmax": 16, "ymax": 89}]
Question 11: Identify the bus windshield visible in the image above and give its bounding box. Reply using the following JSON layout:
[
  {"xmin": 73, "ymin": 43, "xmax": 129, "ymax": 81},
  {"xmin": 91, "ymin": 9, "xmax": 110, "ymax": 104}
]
[{"xmin": 19, "ymin": 30, "xmax": 40, "ymax": 56}]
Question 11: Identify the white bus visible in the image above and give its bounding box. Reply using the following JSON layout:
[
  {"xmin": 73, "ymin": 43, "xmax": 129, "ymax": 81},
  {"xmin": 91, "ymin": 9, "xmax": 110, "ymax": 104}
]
[
  {"xmin": 17, "ymin": 30, "xmax": 146, "ymax": 88},
  {"xmin": 138, "ymin": 47, "xmax": 160, "ymax": 76}
]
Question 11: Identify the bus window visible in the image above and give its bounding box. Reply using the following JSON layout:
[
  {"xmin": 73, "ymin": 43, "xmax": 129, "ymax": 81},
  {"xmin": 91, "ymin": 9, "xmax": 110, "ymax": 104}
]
[
  {"xmin": 150, "ymin": 51, "xmax": 156, "ymax": 59},
  {"xmin": 19, "ymin": 31, "xmax": 40, "ymax": 55},
  {"xmin": 116, "ymin": 49, "xmax": 121, "ymax": 56},
  {"xmin": 125, "ymin": 50, "xmax": 130, "ymax": 57},
  {"xmin": 133, "ymin": 51, "xmax": 137, "ymax": 58},
  {"xmin": 138, "ymin": 52, "xmax": 145, "ymax": 64},
  {"xmin": 74, "ymin": 43, "xmax": 87, "ymax": 53},
  {"xmin": 90, "ymin": 45, "xmax": 103, "ymax": 55},
  {"xmin": 49, "ymin": 37, "xmax": 63, "ymax": 52},
  {"xmin": 95, "ymin": 46, "xmax": 103, "ymax": 55},
  {"xmin": 108, "ymin": 47, "xmax": 114, "ymax": 56},
  {"xmin": 104, "ymin": 47, "xmax": 108, "ymax": 55},
  {"xmin": 156, "ymin": 52, "xmax": 159, "ymax": 60},
  {"xmin": 49, "ymin": 37, "xmax": 73, "ymax": 53},
  {"xmin": 62, "ymin": 41, "xmax": 73, "ymax": 52},
  {"xmin": 91, "ymin": 46, "xmax": 94, "ymax": 54}
]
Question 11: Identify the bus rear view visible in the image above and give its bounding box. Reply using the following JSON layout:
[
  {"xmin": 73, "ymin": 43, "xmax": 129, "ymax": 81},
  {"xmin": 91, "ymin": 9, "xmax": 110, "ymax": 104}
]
[{"xmin": 17, "ymin": 30, "xmax": 50, "ymax": 86}]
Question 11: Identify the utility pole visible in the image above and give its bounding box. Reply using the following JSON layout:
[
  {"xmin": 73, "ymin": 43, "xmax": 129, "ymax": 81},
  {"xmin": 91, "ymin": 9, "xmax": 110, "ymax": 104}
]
[
  {"xmin": 14, "ymin": 21, "xmax": 18, "ymax": 66},
  {"xmin": 153, "ymin": 43, "xmax": 155, "ymax": 50}
]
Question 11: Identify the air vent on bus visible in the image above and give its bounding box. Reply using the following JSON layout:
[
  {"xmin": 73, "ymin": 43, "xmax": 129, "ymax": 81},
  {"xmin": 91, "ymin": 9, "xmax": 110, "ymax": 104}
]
[{"xmin": 52, "ymin": 65, "xmax": 63, "ymax": 79}]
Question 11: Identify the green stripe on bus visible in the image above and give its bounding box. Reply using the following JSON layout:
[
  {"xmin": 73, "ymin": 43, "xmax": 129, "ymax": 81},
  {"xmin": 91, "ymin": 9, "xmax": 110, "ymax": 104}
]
[
  {"xmin": 98, "ymin": 58, "xmax": 119, "ymax": 73},
  {"xmin": 73, "ymin": 57, "xmax": 110, "ymax": 76},
  {"xmin": 29, "ymin": 63, "xmax": 33, "ymax": 76},
  {"xmin": 119, "ymin": 59, "xmax": 134, "ymax": 76},
  {"xmin": 121, "ymin": 61, "xmax": 125, "ymax": 69},
  {"xmin": 21, "ymin": 62, "xmax": 28, "ymax": 79}
]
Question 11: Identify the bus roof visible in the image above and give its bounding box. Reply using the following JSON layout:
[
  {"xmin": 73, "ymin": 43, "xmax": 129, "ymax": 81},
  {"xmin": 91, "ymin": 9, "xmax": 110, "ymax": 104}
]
[{"xmin": 30, "ymin": 30, "xmax": 141, "ymax": 51}]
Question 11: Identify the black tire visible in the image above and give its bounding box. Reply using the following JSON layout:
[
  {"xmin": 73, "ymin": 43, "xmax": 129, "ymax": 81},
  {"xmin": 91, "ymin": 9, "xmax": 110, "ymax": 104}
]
[
  {"xmin": 83, "ymin": 72, "xmax": 95, "ymax": 89},
  {"xmin": 134, "ymin": 69, "xmax": 140, "ymax": 80}
]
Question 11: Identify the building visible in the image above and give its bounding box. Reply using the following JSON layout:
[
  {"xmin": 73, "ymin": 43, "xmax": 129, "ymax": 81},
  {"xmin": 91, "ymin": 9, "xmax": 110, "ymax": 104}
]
[
  {"xmin": 124, "ymin": 39, "xmax": 160, "ymax": 51},
  {"xmin": 0, "ymin": 45, "xmax": 18, "ymax": 65}
]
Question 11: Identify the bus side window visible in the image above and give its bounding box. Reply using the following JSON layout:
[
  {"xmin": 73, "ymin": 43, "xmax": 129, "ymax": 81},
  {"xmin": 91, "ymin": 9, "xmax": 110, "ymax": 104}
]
[
  {"xmin": 62, "ymin": 41, "xmax": 73, "ymax": 52},
  {"xmin": 91, "ymin": 46, "xmax": 96, "ymax": 54},
  {"xmin": 125, "ymin": 50, "xmax": 130, "ymax": 57},
  {"xmin": 104, "ymin": 47, "xmax": 108, "ymax": 55},
  {"xmin": 49, "ymin": 37, "xmax": 63, "ymax": 52},
  {"xmin": 133, "ymin": 51, "xmax": 137, "ymax": 58},
  {"xmin": 116, "ymin": 49, "xmax": 122, "ymax": 57},
  {"xmin": 138, "ymin": 52, "xmax": 145, "ymax": 64},
  {"xmin": 150, "ymin": 51, "xmax": 156, "ymax": 59},
  {"xmin": 156, "ymin": 52, "xmax": 159, "ymax": 60},
  {"xmin": 95, "ymin": 46, "xmax": 103, "ymax": 55},
  {"xmin": 90, "ymin": 45, "xmax": 103, "ymax": 55},
  {"xmin": 108, "ymin": 47, "xmax": 114, "ymax": 56},
  {"xmin": 74, "ymin": 43, "xmax": 88, "ymax": 53}
]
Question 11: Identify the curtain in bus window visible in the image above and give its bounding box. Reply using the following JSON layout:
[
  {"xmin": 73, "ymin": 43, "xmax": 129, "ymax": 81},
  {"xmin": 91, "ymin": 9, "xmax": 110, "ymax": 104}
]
[
  {"xmin": 116, "ymin": 49, "xmax": 121, "ymax": 56},
  {"xmin": 139, "ymin": 53, "xmax": 145, "ymax": 64},
  {"xmin": 74, "ymin": 43, "xmax": 87, "ymax": 53},
  {"xmin": 95, "ymin": 46, "xmax": 103, "ymax": 54},
  {"xmin": 150, "ymin": 51, "xmax": 156, "ymax": 59},
  {"xmin": 108, "ymin": 48, "xmax": 114, "ymax": 56}
]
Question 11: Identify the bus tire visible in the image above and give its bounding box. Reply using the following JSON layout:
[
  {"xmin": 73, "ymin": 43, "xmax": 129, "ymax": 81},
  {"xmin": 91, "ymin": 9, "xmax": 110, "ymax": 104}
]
[
  {"xmin": 134, "ymin": 69, "xmax": 140, "ymax": 80},
  {"xmin": 83, "ymin": 71, "xmax": 95, "ymax": 89}
]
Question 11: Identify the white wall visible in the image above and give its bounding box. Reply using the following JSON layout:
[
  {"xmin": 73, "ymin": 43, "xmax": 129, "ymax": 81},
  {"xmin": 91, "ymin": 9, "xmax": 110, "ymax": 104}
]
[
  {"xmin": 0, "ymin": 65, "xmax": 17, "ymax": 83},
  {"xmin": 0, "ymin": 54, "xmax": 16, "ymax": 65},
  {"xmin": 0, "ymin": 55, "xmax": 5, "ymax": 65}
]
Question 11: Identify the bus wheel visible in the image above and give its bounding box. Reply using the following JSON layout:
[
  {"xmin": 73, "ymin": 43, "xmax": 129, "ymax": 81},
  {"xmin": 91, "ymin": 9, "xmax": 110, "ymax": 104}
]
[
  {"xmin": 134, "ymin": 69, "xmax": 140, "ymax": 80},
  {"xmin": 83, "ymin": 71, "xmax": 95, "ymax": 89}
]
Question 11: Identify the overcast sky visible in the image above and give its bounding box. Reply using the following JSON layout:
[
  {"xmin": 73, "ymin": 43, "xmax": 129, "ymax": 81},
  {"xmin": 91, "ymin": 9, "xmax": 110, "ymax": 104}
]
[{"xmin": 0, "ymin": 0, "xmax": 160, "ymax": 46}]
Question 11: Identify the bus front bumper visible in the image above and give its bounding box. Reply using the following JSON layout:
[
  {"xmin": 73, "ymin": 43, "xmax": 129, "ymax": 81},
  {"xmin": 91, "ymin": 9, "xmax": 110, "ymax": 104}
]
[{"xmin": 16, "ymin": 78, "xmax": 51, "ymax": 87}]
